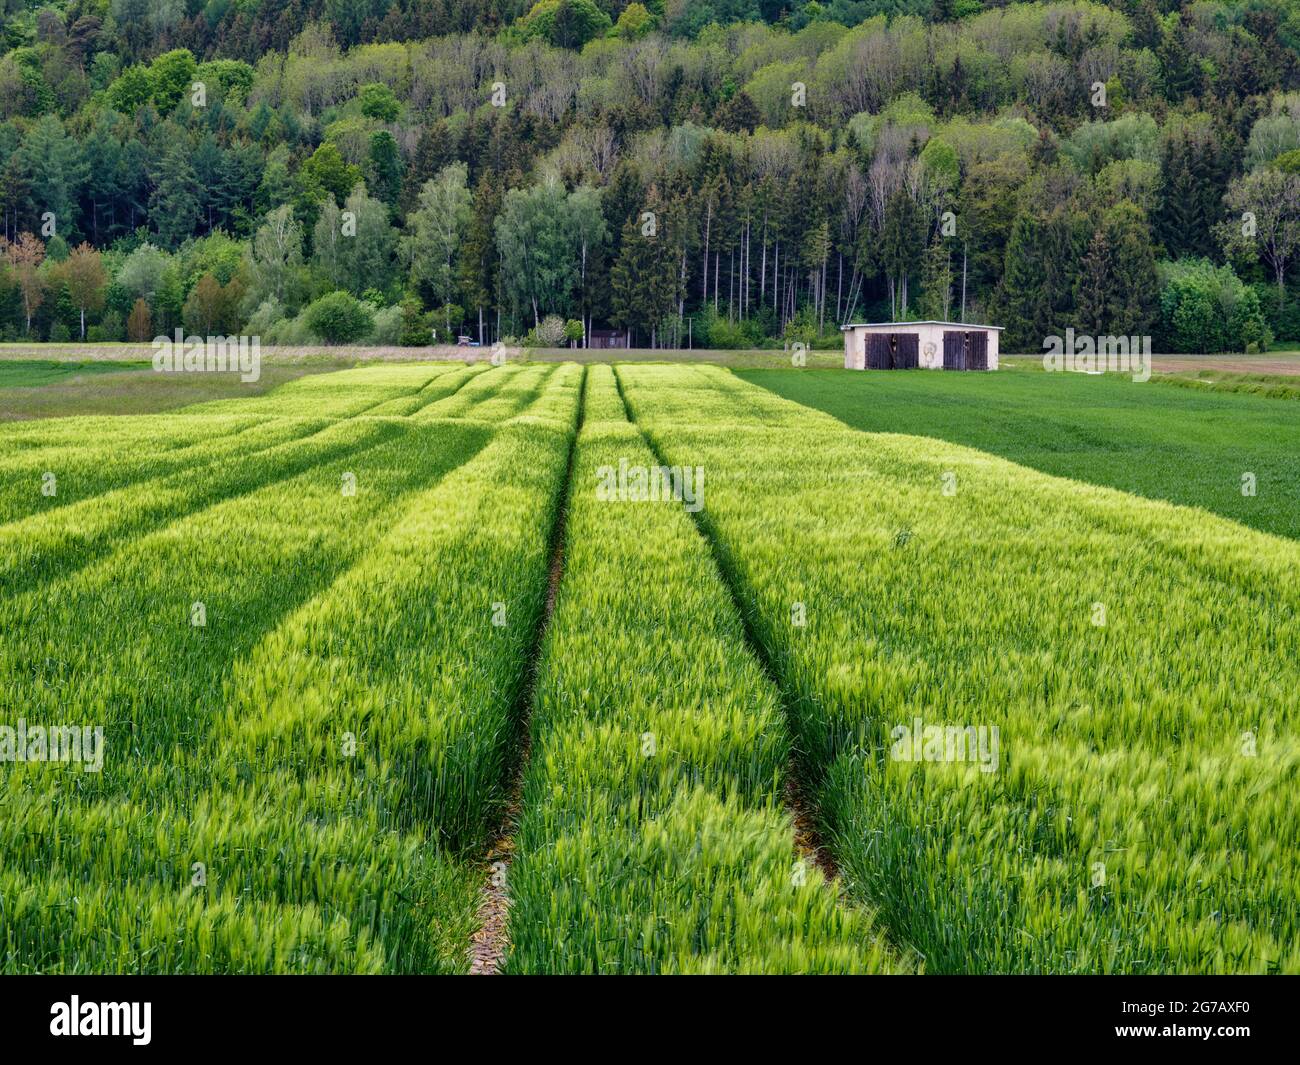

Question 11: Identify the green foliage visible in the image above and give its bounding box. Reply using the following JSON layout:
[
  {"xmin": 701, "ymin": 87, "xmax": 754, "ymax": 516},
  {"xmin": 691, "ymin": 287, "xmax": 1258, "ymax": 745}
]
[
  {"xmin": 398, "ymin": 297, "xmax": 431, "ymax": 346},
  {"xmin": 1158, "ymin": 258, "xmax": 1271, "ymax": 353},
  {"xmin": 357, "ymin": 81, "xmax": 400, "ymax": 122},
  {"xmin": 303, "ymin": 289, "xmax": 374, "ymax": 343},
  {"xmin": 517, "ymin": 0, "xmax": 613, "ymax": 49},
  {"xmin": 298, "ymin": 142, "xmax": 362, "ymax": 210},
  {"xmin": 614, "ymin": 3, "xmax": 655, "ymax": 39},
  {"xmin": 148, "ymin": 49, "xmax": 199, "ymax": 113}
]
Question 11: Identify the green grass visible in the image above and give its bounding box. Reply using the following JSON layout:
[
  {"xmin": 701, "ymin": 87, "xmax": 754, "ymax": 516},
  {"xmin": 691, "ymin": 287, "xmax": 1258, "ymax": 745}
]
[
  {"xmin": 739, "ymin": 367, "xmax": 1300, "ymax": 541},
  {"xmin": 0, "ymin": 359, "xmax": 147, "ymax": 389},
  {"xmin": 1155, "ymin": 370, "xmax": 1300, "ymax": 402},
  {"xmin": 620, "ymin": 364, "xmax": 1300, "ymax": 974},
  {"xmin": 0, "ymin": 360, "xmax": 364, "ymax": 421}
]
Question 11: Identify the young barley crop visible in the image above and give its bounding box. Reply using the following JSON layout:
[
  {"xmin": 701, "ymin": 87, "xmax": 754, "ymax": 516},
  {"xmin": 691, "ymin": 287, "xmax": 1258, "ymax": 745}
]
[
  {"xmin": 1, "ymin": 364, "xmax": 583, "ymax": 972},
  {"xmin": 616, "ymin": 363, "xmax": 1300, "ymax": 974},
  {"xmin": 505, "ymin": 366, "xmax": 901, "ymax": 974}
]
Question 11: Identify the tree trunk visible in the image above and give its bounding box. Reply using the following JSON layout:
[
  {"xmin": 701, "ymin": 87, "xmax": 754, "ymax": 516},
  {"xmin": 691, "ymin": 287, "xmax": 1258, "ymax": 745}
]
[
  {"xmin": 701, "ymin": 200, "xmax": 711, "ymax": 306},
  {"xmin": 961, "ymin": 243, "xmax": 968, "ymax": 323}
]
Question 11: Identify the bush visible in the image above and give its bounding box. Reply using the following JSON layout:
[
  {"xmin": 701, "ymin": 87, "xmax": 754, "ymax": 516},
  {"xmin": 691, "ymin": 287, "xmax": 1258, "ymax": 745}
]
[
  {"xmin": 694, "ymin": 306, "xmax": 768, "ymax": 349},
  {"xmin": 49, "ymin": 322, "xmax": 71, "ymax": 343},
  {"xmin": 524, "ymin": 314, "xmax": 567, "ymax": 347},
  {"xmin": 88, "ymin": 312, "xmax": 124, "ymax": 342},
  {"xmin": 263, "ymin": 312, "xmax": 319, "ymax": 346},
  {"xmin": 246, "ymin": 297, "xmax": 286, "ymax": 337},
  {"xmin": 1158, "ymin": 259, "xmax": 1271, "ymax": 353},
  {"xmin": 303, "ymin": 291, "xmax": 374, "ymax": 344},
  {"xmin": 399, "ymin": 298, "xmax": 432, "ymax": 346},
  {"xmin": 367, "ymin": 304, "xmax": 403, "ymax": 345}
]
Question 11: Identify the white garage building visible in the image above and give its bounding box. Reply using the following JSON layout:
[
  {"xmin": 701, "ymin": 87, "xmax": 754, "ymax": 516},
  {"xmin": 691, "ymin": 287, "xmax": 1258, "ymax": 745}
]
[{"xmin": 842, "ymin": 321, "xmax": 1002, "ymax": 371}]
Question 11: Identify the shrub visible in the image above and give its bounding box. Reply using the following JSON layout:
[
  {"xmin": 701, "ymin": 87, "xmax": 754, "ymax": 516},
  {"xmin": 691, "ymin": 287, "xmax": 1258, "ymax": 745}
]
[
  {"xmin": 303, "ymin": 290, "xmax": 374, "ymax": 344},
  {"xmin": 524, "ymin": 314, "xmax": 567, "ymax": 347},
  {"xmin": 87, "ymin": 312, "xmax": 123, "ymax": 342},
  {"xmin": 399, "ymin": 298, "xmax": 432, "ymax": 346},
  {"xmin": 367, "ymin": 303, "xmax": 403, "ymax": 345},
  {"xmin": 246, "ymin": 297, "xmax": 286, "ymax": 337},
  {"xmin": 1158, "ymin": 258, "xmax": 1270, "ymax": 353}
]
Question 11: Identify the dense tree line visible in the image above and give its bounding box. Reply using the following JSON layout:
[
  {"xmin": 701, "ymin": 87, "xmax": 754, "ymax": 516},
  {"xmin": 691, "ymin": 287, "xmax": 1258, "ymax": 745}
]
[{"xmin": 2, "ymin": 1, "xmax": 1300, "ymax": 351}]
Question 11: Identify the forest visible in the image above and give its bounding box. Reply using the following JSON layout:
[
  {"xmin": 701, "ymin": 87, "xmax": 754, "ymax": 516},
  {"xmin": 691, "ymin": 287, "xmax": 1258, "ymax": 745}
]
[{"xmin": 2, "ymin": 0, "xmax": 1300, "ymax": 352}]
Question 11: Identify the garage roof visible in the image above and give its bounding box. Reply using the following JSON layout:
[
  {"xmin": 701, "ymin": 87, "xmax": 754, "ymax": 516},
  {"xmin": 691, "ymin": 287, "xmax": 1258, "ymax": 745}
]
[{"xmin": 840, "ymin": 321, "xmax": 1004, "ymax": 331}]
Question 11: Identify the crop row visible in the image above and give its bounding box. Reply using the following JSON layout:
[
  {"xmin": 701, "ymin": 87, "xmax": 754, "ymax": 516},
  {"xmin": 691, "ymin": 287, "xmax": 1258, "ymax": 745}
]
[
  {"xmin": 183, "ymin": 363, "xmax": 455, "ymax": 419},
  {"xmin": 617, "ymin": 364, "xmax": 1300, "ymax": 974},
  {"xmin": 505, "ymin": 366, "xmax": 898, "ymax": 974},
  {"xmin": 1, "ymin": 372, "xmax": 582, "ymax": 972},
  {"xmin": 0, "ymin": 364, "xmax": 575, "ymax": 599},
  {"xmin": 0, "ymin": 363, "xmax": 467, "ymax": 528},
  {"xmin": 363, "ymin": 363, "xmax": 489, "ymax": 416},
  {"xmin": 0, "ymin": 413, "xmax": 288, "ymax": 524},
  {"xmin": 0, "ymin": 417, "xmax": 400, "ymax": 598}
]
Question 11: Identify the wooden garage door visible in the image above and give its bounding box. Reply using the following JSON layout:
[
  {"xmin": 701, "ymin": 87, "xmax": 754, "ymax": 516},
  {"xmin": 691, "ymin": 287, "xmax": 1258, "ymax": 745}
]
[
  {"xmin": 967, "ymin": 331, "xmax": 988, "ymax": 370},
  {"xmin": 894, "ymin": 332, "xmax": 919, "ymax": 369},
  {"xmin": 866, "ymin": 333, "xmax": 891, "ymax": 369},
  {"xmin": 943, "ymin": 330, "xmax": 966, "ymax": 370}
]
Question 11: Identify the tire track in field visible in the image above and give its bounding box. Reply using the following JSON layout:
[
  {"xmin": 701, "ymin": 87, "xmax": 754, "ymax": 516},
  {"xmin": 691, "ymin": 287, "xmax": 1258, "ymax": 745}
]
[
  {"xmin": 468, "ymin": 365, "xmax": 587, "ymax": 976},
  {"xmin": 610, "ymin": 365, "xmax": 844, "ymax": 887}
]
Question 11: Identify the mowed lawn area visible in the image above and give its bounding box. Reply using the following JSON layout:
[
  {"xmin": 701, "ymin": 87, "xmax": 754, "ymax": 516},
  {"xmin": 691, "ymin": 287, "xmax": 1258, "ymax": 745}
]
[{"xmin": 740, "ymin": 366, "xmax": 1300, "ymax": 542}]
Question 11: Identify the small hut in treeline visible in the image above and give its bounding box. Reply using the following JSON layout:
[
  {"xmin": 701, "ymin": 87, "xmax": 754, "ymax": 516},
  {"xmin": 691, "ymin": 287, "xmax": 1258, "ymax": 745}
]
[{"xmin": 841, "ymin": 322, "xmax": 1002, "ymax": 371}]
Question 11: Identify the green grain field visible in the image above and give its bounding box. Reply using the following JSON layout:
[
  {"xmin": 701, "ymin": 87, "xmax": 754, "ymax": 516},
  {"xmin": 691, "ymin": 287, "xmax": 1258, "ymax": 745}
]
[{"xmin": 1, "ymin": 360, "xmax": 1296, "ymax": 974}]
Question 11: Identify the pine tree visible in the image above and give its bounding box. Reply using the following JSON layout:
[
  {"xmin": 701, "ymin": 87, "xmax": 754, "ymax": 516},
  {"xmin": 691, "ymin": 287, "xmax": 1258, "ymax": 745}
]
[
  {"xmin": 367, "ymin": 131, "xmax": 403, "ymax": 213},
  {"xmin": 917, "ymin": 235, "xmax": 954, "ymax": 322},
  {"xmin": 150, "ymin": 141, "xmax": 200, "ymax": 249},
  {"xmin": 459, "ymin": 171, "xmax": 502, "ymax": 345},
  {"xmin": 610, "ymin": 207, "xmax": 676, "ymax": 347},
  {"xmin": 1103, "ymin": 202, "xmax": 1160, "ymax": 336},
  {"xmin": 1074, "ymin": 227, "xmax": 1114, "ymax": 335},
  {"xmin": 999, "ymin": 211, "xmax": 1053, "ymax": 351}
]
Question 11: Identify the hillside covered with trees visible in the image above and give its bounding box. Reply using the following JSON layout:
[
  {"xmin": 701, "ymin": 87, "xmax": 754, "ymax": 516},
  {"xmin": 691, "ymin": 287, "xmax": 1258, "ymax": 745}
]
[{"xmin": 2, "ymin": 0, "xmax": 1300, "ymax": 352}]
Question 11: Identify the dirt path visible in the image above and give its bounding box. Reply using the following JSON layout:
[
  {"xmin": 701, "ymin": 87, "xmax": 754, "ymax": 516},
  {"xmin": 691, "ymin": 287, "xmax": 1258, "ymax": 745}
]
[{"xmin": 1153, "ymin": 355, "xmax": 1300, "ymax": 376}]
